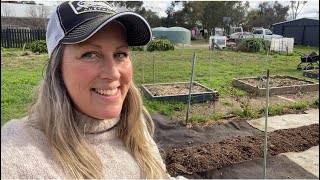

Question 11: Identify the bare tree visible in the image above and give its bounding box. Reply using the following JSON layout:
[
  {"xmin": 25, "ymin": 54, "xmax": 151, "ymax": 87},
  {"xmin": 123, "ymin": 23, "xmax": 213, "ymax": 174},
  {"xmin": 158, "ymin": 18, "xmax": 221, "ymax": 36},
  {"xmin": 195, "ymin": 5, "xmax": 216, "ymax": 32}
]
[
  {"xmin": 1, "ymin": 3, "xmax": 16, "ymax": 17},
  {"xmin": 26, "ymin": 4, "xmax": 49, "ymax": 29},
  {"xmin": 290, "ymin": 1, "xmax": 307, "ymax": 20}
]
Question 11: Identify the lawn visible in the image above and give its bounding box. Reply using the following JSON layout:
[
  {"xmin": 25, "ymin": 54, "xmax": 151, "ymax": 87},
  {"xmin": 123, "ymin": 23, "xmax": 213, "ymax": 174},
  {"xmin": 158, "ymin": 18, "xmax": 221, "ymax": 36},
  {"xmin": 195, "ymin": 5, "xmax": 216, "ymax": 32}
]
[{"xmin": 1, "ymin": 43, "xmax": 319, "ymax": 126}]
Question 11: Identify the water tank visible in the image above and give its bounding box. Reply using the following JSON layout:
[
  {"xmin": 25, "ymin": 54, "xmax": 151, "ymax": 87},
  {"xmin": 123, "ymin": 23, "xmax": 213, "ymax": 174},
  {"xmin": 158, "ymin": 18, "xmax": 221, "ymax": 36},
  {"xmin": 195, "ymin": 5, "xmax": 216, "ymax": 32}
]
[{"xmin": 152, "ymin": 27, "xmax": 191, "ymax": 45}]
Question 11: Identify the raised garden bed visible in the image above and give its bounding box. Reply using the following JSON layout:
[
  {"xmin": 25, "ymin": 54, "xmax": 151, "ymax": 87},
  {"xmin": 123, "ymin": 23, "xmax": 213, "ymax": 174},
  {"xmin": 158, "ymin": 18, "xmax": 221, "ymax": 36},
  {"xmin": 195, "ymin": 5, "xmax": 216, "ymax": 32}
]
[
  {"xmin": 303, "ymin": 69, "xmax": 319, "ymax": 79},
  {"xmin": 141, "ymin": 82, "xmax": 218, "ymax": 103},
  {"xmin": 232, "ymin": 75, "xmax": 319, "ymax": 96}
]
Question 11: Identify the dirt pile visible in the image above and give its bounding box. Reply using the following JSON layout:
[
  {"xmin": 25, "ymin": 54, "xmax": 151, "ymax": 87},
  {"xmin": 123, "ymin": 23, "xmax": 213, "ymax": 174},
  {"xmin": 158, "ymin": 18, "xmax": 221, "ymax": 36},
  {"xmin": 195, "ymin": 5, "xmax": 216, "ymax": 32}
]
[{"xmin": 164, "ymin": 124, "xmax": 319, "ymax": 176}]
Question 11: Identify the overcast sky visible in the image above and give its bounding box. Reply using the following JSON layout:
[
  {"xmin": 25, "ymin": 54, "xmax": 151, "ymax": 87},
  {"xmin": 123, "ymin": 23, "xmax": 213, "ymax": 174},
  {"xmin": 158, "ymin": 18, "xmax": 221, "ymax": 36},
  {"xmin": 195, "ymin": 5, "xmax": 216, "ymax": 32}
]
[
  {"xmin": 143, "ymin": 0, "xmax": 319, "ymax": 18},
  {"xmin": 1, "ymin": 0, "xmax": 319, "ymax": 19}
]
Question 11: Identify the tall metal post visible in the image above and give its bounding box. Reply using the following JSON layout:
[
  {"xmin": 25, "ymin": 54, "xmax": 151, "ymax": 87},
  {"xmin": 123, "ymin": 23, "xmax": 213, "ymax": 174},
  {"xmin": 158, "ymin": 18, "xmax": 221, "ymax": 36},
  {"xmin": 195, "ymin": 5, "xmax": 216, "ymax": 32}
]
[
  {"xmin": 186, "ymin": 52, "xmax": 196, "ymax": 125},
  {"xmin": 153, "ymin": 56, "xmax": 155, "ymax": 87},
  {"xmin": 263, "ymin": 69, "xmax": 270, "ymax": 179}
]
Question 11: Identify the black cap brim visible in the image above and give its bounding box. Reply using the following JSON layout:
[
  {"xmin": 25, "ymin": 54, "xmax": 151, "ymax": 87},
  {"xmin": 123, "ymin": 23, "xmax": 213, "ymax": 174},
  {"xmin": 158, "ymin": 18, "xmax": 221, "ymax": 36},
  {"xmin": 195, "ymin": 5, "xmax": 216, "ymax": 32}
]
[{"xmin": 60, "ymin": 12, "xmax": 152, "ymax": 46}]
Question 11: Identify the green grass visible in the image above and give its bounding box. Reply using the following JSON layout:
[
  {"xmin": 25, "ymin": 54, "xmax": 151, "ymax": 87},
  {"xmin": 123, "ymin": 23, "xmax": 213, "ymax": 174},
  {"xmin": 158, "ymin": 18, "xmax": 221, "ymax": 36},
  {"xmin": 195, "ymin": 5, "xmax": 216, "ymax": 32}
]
[
  {"xmin": 1, "ymin": 44, "xmax": 319, "ymax": 125},
  {"xmin": 1, "ymin": 52, "xmax": 47, "ymax": 126},
  {"xmin": 143, "ymin": 98, "xmax": 186, "ymax": 116},
  {"xmin": 189, "ymin": 113, "xmax": 225, "ymax": 123},
  {"xmin": 265, "ymin": 102, "xmax": 309, "ymax": 116}
]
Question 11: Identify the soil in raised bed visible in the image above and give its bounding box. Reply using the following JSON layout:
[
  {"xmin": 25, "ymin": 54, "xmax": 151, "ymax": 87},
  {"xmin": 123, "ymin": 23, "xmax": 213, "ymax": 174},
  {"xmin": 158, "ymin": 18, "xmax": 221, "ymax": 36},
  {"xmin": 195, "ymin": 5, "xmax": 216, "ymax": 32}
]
[
  {"xmin": 144, "ymin": 83, "xmax": 210, "ymax": 96},
  {"xmin": 240, "ymin": 76, "xmax": 314, "ymax": 89}
]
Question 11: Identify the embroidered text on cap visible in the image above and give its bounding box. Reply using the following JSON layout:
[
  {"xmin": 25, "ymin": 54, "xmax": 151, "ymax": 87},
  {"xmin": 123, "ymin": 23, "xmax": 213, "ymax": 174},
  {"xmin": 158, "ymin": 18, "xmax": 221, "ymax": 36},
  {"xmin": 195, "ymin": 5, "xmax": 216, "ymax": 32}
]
[{"xmin": 69, "ymin": 1, "xmax": 116, "ymax": 15}]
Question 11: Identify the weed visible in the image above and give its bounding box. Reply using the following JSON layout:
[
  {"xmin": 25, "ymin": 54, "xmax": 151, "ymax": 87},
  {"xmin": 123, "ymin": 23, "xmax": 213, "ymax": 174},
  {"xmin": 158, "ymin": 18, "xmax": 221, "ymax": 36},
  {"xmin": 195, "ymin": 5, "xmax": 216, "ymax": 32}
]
[
  {"xmin": 310, "ymin": 98, "xmax": 319, "ymax": 108},
  {"xmin": 264, "ymin": 102, "xmax": 309, "ymax": 116},
  {"xmin": 189, "ymin": 115, "xmax": 207, "ymax": 123},
  {"xmin": 239, "ymin": 98, "xmax": 258, "ymax": 119},
  {"xmin": 221, "ymin": 101, "xmax": 233, "ymax": 107}
]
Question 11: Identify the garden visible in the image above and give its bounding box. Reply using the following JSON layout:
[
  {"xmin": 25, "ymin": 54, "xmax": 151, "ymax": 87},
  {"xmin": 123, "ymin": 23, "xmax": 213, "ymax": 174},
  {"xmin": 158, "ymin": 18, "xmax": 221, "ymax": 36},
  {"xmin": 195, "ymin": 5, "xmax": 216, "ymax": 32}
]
[{"xmin": 1, "ymin": 39, "xmax": 319, "ymax": 178}]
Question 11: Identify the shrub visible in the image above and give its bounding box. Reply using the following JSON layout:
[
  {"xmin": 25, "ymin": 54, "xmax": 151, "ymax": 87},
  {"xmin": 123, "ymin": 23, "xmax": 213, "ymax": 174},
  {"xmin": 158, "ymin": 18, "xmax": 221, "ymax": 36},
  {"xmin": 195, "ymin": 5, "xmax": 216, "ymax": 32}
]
[
  {"xmin": 239, "ymin": 38, "xmax": 271, "ymax": 53},
  {"xmin": 146, "ymin": 39, "xmax": 174, "ymax": 52},
  {"xmin": 235, "ymin": 41, "xmax": 248, "ymax": 52},
  {"xmin": 24, "ymin": 42, "xmax": 33, "ymax": 49},
  {"xmin": 30, "ymin": 40, "xmax": 47, "ymax": 53},
  {"xmin": 129, "ymin": 46, "xmax": 144, "ymax": 51},
  {"xmin": 191, "ymin": 36, "xmax": 197, "ymax": 41}
]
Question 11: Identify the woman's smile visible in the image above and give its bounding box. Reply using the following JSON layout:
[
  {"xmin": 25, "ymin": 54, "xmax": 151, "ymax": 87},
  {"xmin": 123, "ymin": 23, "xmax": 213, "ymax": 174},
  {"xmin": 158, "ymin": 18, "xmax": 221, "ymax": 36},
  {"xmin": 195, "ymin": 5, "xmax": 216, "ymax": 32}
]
[{"xmin": 91, "ymin": 87, "xmax": 121, "ymax": 102}]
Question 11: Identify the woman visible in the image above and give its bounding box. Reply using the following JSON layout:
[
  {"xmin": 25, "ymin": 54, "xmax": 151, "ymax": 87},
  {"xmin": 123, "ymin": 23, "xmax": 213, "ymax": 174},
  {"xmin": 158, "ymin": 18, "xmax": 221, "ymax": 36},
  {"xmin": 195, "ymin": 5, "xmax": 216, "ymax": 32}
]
[{"xmin": 1, "ymin": 1, "xmax": 181, "ymax": 179}]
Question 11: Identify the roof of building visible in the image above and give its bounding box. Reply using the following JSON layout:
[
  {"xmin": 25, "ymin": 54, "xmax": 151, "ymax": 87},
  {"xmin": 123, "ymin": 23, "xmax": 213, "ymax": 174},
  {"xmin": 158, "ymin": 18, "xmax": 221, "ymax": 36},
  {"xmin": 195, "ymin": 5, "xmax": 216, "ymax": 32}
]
[{"xmin": 273, "ymin": 17, "xmax": 319, "ymax": 26}]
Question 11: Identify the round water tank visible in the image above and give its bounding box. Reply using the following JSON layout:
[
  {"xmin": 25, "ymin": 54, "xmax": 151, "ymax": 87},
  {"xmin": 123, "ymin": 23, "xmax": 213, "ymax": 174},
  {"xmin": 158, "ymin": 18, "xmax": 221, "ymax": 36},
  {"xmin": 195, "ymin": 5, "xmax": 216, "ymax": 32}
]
[{"xmin": 152, "ymin": 27, "xmax": 191, "ymax": 44}]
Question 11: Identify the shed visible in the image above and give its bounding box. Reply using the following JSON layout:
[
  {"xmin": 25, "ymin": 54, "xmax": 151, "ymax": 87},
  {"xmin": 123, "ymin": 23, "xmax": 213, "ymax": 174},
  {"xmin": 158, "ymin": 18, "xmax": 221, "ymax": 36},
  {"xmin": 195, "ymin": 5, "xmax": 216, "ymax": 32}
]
[
  {"xmin": 272, "ymin": 17, "xmax": 319, "ymax": 47},
  {"xmin": 152, "ymin": 27, "xmax": 191, "ymax": 44}
]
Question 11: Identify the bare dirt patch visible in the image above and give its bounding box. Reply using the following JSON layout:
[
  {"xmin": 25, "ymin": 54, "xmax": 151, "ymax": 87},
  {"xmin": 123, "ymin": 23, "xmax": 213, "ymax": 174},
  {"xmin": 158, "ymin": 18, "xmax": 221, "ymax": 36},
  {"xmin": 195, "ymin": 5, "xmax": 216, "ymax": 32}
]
[
  {"xmin": 240, "ymin": 76, "xmax": 315, "ymax": 88},
  {"xmin": 144, "ymin": 83, "xmax": 210, "ymax": 96}
]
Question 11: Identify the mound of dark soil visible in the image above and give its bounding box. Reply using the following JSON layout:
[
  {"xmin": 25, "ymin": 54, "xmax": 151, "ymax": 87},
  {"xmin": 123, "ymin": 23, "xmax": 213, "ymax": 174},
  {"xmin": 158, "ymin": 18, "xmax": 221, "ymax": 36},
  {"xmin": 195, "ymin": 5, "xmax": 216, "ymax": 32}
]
[
  {"xmin": 151, "ymin": 113, "xmax": 319, "ymax": 179},
  {"xmin": 164, "ymin": 124, "xmax": 318, "ymax": 176}
]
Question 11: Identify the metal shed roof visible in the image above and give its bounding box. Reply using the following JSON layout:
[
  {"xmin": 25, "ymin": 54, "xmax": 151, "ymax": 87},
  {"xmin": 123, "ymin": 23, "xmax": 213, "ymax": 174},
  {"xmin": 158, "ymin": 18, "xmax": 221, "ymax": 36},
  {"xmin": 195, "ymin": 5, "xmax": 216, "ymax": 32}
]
[{"xmin": 273, "ymin": 17, "xmax": 319, "ymax": 26}]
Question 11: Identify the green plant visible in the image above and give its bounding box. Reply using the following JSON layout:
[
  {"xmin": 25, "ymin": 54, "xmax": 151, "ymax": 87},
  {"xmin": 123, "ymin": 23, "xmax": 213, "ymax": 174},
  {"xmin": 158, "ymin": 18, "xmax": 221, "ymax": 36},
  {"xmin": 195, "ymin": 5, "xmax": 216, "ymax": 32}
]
[
  {"xmin": 221, "ymin": 101, "xmax": 233, "ymax": 107},
  {"xmin": 311, "ymin": 98, "xmax": 319, "ymax": 107},
  {"xmin": 129, "ymin": 46, "xmax": 144, "ymax": 51},
  {"xmin": 30, "ymin": 40, "xmax": 47, "ymax": 53},
  {"xmin": 24, "ymin": 42, "xmax": 33, "ymax": 49},
  {"xmin": 237, "ymin": 98, "xmax": 258, "ymax": 119},
  {"xmin": 189, "ymin": 115, "xmax": 207, "ymax": 123},
  {"xmin": 265, "ymin": 102, "xmax": 309, "ymax": 116},
  {"xmin": 147, "ymin": 39, "xmax": 175, "ymax": 52},
  {"xmin": 240, "ymin": 38, "xmax": 270, "ymax": 53}
]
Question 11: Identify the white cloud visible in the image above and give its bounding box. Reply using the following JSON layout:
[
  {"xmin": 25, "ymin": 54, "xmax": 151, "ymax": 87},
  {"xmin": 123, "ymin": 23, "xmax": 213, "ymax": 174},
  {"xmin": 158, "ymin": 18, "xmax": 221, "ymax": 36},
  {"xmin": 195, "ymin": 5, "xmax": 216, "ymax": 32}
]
[{"xmin": 143, "ymin": 1, "xmax": 171, "ymax": 17}]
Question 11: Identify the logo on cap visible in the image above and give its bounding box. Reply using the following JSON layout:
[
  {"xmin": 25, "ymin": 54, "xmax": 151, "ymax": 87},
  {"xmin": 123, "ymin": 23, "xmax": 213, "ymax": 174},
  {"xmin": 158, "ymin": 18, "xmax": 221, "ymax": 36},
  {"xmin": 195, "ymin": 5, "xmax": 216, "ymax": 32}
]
[{"xmin": 69, "ymin": 1, "xmax": 116, "ymax": 14}]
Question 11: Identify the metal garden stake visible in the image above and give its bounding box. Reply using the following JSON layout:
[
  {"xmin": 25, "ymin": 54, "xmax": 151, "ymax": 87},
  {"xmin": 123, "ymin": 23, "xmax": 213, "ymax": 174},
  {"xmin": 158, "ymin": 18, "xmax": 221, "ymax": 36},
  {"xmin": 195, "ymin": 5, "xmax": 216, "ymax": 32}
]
[
  {"xmin": 153, "ymin": 56, "xmax": 155, "ymax": 87},
  {"xmin": 186, "ymin": 52, "xmax": 196, "ymax": 125},
  {"xmin": 263, "ymin": 69, "xmax": 270, "ymax": 179}
]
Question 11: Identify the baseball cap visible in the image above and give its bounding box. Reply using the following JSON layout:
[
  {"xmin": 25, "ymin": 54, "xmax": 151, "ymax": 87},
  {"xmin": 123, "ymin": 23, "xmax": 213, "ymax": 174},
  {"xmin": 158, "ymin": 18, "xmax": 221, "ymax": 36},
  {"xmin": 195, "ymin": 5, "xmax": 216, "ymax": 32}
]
[{"xmin": 46, "ymin": 1, "xmax": 152, "ymax": 57}]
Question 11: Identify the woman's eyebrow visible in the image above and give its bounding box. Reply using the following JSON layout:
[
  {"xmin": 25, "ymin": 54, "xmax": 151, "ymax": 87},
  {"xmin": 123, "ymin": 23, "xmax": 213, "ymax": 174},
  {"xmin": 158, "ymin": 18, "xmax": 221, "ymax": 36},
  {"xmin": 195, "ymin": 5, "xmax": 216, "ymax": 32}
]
[
  {"xmin": 116, "ymin": 45, "xmax": 129, "ymax": 50},
  {"xmin": 77, "ymin": 43, "xmax": 102, "ymax": 50}
]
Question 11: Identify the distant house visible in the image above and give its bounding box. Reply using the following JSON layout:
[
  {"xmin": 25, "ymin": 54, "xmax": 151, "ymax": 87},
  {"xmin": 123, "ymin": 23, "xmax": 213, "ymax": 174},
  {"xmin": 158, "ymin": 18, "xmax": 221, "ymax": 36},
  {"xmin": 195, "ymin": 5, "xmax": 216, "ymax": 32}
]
[{"xmin": 272, "ymin": 17, "xmax": 319, "ymax": 47}]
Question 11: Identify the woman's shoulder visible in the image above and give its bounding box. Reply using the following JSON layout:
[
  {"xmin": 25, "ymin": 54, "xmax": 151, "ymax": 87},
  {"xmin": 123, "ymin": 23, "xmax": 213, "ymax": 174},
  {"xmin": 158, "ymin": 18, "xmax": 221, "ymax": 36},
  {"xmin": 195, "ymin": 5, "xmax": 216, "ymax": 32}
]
[
  {"xmin": 1, "ymin": 116, "xmax": 45, "ymax": 143},
  {"xmin": 1, "ymin": 116, "xmax": 51, "ymax": 153},
  {"xmin": 1, "ymin": 117, "xmax": 60, "ymax": 179}
]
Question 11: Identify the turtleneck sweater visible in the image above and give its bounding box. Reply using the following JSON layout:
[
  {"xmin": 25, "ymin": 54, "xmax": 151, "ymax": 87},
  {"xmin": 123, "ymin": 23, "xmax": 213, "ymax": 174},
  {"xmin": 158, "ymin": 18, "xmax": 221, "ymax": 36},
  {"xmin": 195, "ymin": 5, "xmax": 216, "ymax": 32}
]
[{"xmin": 1, "ymin": 111, "xmax": 171, "ymax": 179}]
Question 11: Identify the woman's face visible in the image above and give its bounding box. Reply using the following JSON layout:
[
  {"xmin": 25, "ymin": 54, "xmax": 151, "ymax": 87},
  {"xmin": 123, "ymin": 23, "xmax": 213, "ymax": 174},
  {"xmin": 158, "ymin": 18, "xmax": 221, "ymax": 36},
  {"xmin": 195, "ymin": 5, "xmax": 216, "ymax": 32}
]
[{"xmin": 62, "ymin": 22, "xmax": 132, "ymax": 119}]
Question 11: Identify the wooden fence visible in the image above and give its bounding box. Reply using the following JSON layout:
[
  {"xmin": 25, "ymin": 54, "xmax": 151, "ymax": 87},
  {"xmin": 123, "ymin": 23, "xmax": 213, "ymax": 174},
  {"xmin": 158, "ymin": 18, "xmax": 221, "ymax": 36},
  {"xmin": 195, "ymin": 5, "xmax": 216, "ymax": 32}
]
[{"xmin": 1, "ymin": 28, "xmax": 46, "ymax": 48}]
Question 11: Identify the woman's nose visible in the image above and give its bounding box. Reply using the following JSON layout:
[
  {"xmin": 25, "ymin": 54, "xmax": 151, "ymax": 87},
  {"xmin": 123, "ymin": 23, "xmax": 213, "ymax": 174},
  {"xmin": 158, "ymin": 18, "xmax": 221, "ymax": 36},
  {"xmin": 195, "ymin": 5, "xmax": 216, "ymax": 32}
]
[{"xmin": 99, "ymin": 58, "xmax": 121, "ymax": 80}]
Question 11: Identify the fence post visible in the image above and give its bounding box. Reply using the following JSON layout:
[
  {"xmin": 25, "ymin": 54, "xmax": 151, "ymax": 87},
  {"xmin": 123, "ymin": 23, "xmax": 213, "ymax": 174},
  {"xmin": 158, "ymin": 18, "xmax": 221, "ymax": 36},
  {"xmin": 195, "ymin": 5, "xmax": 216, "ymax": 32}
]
[{"xmin": 7, "ymin": 28, "xmax": 12, "ymax": 48}]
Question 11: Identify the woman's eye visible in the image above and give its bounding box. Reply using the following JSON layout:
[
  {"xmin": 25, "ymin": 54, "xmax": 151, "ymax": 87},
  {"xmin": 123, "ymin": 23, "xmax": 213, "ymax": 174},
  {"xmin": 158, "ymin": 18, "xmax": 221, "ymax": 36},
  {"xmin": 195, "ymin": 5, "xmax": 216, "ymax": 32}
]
[
  {"xmin": 115, "ymin": 52, "xmax": 128, "ymax": 60},
  {"xmin": 81, "ymin": 51, "xmax": 99, "ymax": 59}
]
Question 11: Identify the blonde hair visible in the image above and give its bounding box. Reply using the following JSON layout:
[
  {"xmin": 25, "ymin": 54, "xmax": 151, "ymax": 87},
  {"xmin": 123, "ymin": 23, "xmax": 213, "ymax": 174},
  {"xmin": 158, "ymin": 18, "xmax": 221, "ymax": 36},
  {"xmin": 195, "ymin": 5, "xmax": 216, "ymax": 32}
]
[{"xmin": 29, "ymin": 44, "xmax": 169, "ymax": 179}]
